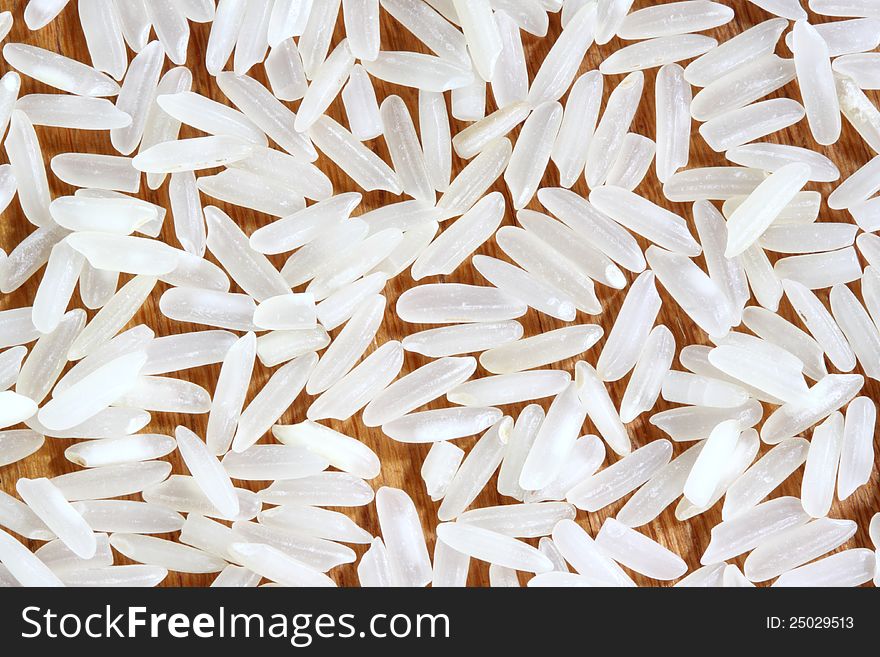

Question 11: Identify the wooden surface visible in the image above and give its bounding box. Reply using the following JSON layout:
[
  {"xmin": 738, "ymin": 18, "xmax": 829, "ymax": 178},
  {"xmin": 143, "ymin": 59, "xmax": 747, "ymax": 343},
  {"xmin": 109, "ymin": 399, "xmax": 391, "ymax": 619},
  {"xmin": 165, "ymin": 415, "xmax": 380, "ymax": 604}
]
[{"xmin": 1, "ymin": 1, "xmax": 878, "ymax": 587}]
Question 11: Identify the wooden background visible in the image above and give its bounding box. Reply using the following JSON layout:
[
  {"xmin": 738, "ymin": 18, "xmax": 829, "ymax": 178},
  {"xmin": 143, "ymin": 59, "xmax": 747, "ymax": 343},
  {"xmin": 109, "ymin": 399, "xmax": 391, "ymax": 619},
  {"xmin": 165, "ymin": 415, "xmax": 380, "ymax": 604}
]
[{"xmin": 0, "ymin": 0, "xmax": 878, "ymax": 587}]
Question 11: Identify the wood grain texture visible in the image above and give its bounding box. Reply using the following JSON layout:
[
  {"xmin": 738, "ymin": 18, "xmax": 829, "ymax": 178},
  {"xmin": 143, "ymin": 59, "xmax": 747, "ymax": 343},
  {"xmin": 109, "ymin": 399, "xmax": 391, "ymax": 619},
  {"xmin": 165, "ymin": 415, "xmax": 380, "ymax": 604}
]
[{"xmin": 0, "ymin": 0, "xmax": 878, "ymax": 587}]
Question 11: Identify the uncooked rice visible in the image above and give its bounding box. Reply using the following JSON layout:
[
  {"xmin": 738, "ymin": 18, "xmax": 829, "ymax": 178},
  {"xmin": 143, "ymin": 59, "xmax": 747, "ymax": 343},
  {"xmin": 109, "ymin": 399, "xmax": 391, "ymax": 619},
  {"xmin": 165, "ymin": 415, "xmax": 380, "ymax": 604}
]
[{"xmin": 0, "ymin": 0, "xmax": 876, "ymax": 590}]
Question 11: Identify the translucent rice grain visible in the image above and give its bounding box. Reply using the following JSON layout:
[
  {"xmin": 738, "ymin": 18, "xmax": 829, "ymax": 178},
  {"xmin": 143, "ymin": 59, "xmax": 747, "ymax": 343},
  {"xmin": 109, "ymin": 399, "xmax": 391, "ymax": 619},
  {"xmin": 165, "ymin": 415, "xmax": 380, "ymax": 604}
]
[
  {"xmin": 490, "ymin": 10, "xmax": 528, "ymax": 108},
  {"xmin": 221, "ymin": 445, "xmax": 329, "ymax": 481},
  {"xmin": 268, "ymin": 0, "xmax": 311, "ymax": 44},
  {"xmin": 761, "ymin": 373, "xmax": 863, "ymax": 444},
  {"xmin": 596, "ymin": 271, "xmax": 661, "ymax": 381},
  {"xmin": 259, "ymin": 505, "xmax": 371, "ymax": 544},
  {"xmin": 273, "ymin": 421, "xmax": 381, "ymax": 480},
  {"xmin": 58, "ymin": 565, "xmax": 166, "ymax": 587},
  {"xmin": 596, "ymin": 518, "xmax": 687, "ymax": 581},
  {"xmin": 604, "ymin": 133, "xmax": 655, "ymax": 191},
  {"xmin": 551, "ymin": 72, "xmax": 602, "ymax": 188},
  {"xmin": 739, "ymin": 246, "xmax": 782, "ymax": 308},
  {"xmin": 448, "ymin": 370, "xmax": 570, "ymax": 407},
  {"xmin": 216, "ymin": 72, "xmax": 316, "ymax": 160},
  {"xmin": 836, "ymin": 74, "xmax": 880, "ymax": 162},
  {"xmin": 537, "ymin": 536, "xmax": 568, "ymax": 573},
  {"xmin": 436, "ymin": 523, "xmax": 552, "ymax": 573},
  {"xmin": 722, "ymin": 438, "xmax": 809, "ymax": 520},
  {"xmin": 364, "ymin": 52, "xmax": 473, "ymax": 93},
  {"xmin": 228, "ymin": 543, "xmax": 335, "ymax": 586},
  {"xmin": 0, "ymin": 429, "xmax": 43, "ymax": 467},
  {"xmin": 211, "ymin": 566, "xmax": 261, "ymax": 588},
  {"xmin": 481, "ymin": 325, "xmax": 602, "ymax": 374},
  {"xmin": 358, "ymin": 537, "xmax": 392, "ymax": 587},
  {"xmin": 438, "ymin": 138, "xmax": 511, "ymax": 215},
  {"xmin": 64, "ymin": 434, "xmax": 175, "ymax": 468},
  {"xmin": 146, "ymin": 475, "xmax": 260, "ymax": 521},
  {"xmin": 205, "ymin": 0, "xmax": 247, "ymax": 75},
  {"xmin": 726, "ymin": 143, "xmax": 840, "ymax": 183},
  {"xmin": 676, "ymin": 428, "xmax": 760, "ymax": 519},
  {"xmin": 2, "ymin": 44, "xmax": 119, "ymax": 96},
  {"xmin": 617, "ymin": 441, "xmax": 704, "ymax": 527},
  {"xmin": 143, "ymin": 0, "xmax": 189, "ymax": 65},
  {"xmin": 66, "ymin": 275, "xmax": 156, "ymax": 361},
  {"xmin": 402, "ymin": 321, "xmax": 523, "ymax": 358},
  {"xmin": 438, "ymin": 418, "xmax": 510, "ymax": 520},
  {"xmin": 431, "ymin": 539, "xmax": 469, "ymax": 587},
  {"xmin": 379, "ymin": 95, "xmax": 434, "ymax": 204},
  {"xmin": 23, "ymin": 0, "xmax": 69, "ymax": 30},
  {"xmin": 684, "ymin": 18, "xmax": 787, "ymax": 87},
  {"xmin": 516, "ymin": 209, "xmax": 627, "ymax": 289},
  {"xmin": 472, "ymin": 255, "xmax": 576, "ymax": 321},
  {"xmin": 619, "ymin": 326, "xmax": 675, "ymax": 424},
  {"xmin": 833, "ymin": 53, "xmax": 880, "ymax": 89},
  {"xmin": 783, "ymin": 280, "xmax": 855, "ymax": 373},
  {"xmin": 413, "ymin": 193, "xmax": 503, "ymax": 279},
  {"xmin": 265, "ymin": 39, "xmax": 308, "ymax": 102},
  {"xmin": 829, "ymin": 282, "xmax": 880, "ymax": 380},
  {"xmin": 422, "ymin": 441, "xmax": 465, "ymax": 501},
  {"xmin": 774, "ymin": 549, "xmax": 876, "ymax": 587},
  {"xmin": 741, "ymin": 306, "xmax": 827, "ymax": 381},
  {"xmin": 0, "ymin": 528, "xmax": 63, "ymax": 586},
  {"xmin": 646, "ymin": 246, "xmax": 734, "ymax": 338},
  {"xmin": 175, "ymin": 426, "xmax": 239, "ymax": 519},
  {"xmin": 567, "ymin": 440, "xmax": 672, "ymax": 511},
  {"xmin": 699, "ymin": 98, "xmax": 805, "ymax": 152},
  {"xmin": 594, "ymin": 0, "xmax": 635, "ymax": 44},
  {"xmin": 451, "ymin": 70, "xmax": 486, "ymax": 121},
  {"xmin": 397, "ymin": 283, "xmax": 527, "ymax": 324},
  {"xmin": 309, "ymin": 115, "xmax": 401, "ymax": 193},
  {"xmin": 725, "ymin": 163, "xmax": 811, "ymax": 257},
  {"xmin": 837, "ymin": 396, "xmax": 875, "ymax": 500},
  {"xmin": 376, "ymin": 487, "xmax": 432, "ymax": 587},
  {"xmin": 78, "ymin": 0, "xmax": 127, "ymax": 81},
  {"xmin": 6, "ymin": 110, "xmax": 52, "ymax": 227},
  {"xmin": 600, "ymin": 35, "xmax": 716, "ymax": 75},
  {"xmin": 617, "ymin": 1, "xmax": 734, "ymax": 39},
  {"xmin": 537, "ymin": 187, "xmax": 646, "ymax": 273},
  {"xmin": 551, "ymin": 519, "xmax": 636, "ymax": 586},
  {"xmin": 792, "ymin": 20, "xmax": 841, "ymax": 145},
  {"xmin": 159, "ymin": 288, "xmax": 257, "ymax": 332},
  {"xmin": 419, "ymin": 90, "xmax": 451, "ymax": 192},
  {"xmin": 704, "ymin": 497, "xmax": 808, "ymax": 566},
  {"xmin": 232, "ymin": 0, "xmax": 272, "ymax": 75},
  {"xmin": 452, "ymin": 0, "xmax": 502, "ymax": 82},
  {"xmin": 495, "ymin": 405, "xmax": 543, "ymax": 501},
  {"xmin": 231, "ymin": 352, "xmax": 316, "ymax": 452},
  {"xmin": 15, "ymin": 310, "xmax": 82, "ymax": 405},
  {"xmin": 382, "ymin": 407, "xmax": 503, "ymax": 444},
  {"xmin": 527, "ymin": 4, "xmax": 596, "ymax": 105},
  {"xmin": 381, "ymin": 0, "xmax": 469, "ymax": 68},
  {"xmin": 17, "ymin": 95, "xmax": 130, "ymax": 132},
  {"xmin": 307, "ymin": 341, "xmax": 403, "ymax": 421},
  {"xmin": 573, "ymin": 362, "xmax": 629, "ymax": 455},
  {"xmin": 250, "ymin": 194, "xmax": 361, "ymax": 256},
  {"xmin": 52, "ymin": 461, "xmax": 171, "ymax": 501},
  {"xmin": 586, "ymin": 72, "xmax": 644, "ymax": 188},
  {"xmin": 744, "ymin": 518, "xmax": 857, "ymax": 582},
  {"xmin": 691, "ymin": 55, "xmax": 796, "ymax": 122},
  {"xmin": 682, "ymin": 420, "xmax": 740, "ymax": 507},
  {"xmin": 16, "ymin": 478, "xmax": 95, "ymax": 559},
  {"xmin": 113, "ymin": 376, "xmax": 210, "ymax": 414}
]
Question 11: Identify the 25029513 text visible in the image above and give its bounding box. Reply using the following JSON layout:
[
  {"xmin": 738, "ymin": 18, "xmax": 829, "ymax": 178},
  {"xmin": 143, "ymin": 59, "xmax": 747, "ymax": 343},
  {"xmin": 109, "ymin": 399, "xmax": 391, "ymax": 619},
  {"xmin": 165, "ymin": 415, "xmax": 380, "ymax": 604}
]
[{"xmin": 766, "ymin": 616, "xmax": 855, "ymax": 630}]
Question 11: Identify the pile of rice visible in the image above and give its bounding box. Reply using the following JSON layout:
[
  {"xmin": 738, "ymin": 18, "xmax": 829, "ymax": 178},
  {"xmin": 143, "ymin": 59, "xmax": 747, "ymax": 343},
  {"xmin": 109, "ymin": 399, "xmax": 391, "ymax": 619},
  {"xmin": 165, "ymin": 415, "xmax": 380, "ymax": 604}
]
[{"xmin": 0, "ymin": 0, "xmax": 878, "ymax": 587}]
